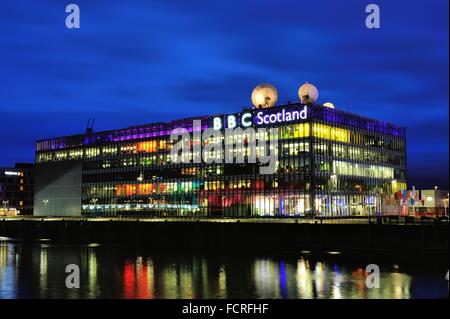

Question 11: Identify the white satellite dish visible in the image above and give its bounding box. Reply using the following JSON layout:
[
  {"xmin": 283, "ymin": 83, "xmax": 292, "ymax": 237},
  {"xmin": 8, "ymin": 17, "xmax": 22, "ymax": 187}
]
[
  {"xmin": 298, "ymin": 82, "xmax": 319, "ymax": 104},
  {"xmin": 251, "ymin": 83, "xmax": 278, "ymax": 109}
]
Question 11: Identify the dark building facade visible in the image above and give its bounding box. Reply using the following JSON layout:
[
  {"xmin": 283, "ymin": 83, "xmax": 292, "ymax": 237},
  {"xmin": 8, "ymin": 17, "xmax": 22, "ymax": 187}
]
[
  {"xmin": 0, "ymin": 163, "xmax": 35, "ymax": 215},
  {"xmin": 34, "ymin": 102, "xmax": 407, "ymax": 217}
]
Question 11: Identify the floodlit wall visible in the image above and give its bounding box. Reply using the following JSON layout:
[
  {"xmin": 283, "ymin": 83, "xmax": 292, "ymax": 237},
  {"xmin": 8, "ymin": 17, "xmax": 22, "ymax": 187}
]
[{"xmin": 34, "ymin": 160, "xmax": 82, "ymax": 216}]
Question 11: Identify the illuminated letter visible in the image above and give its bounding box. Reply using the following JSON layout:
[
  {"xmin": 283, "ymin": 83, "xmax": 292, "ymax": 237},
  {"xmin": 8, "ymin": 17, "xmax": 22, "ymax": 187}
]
[
  {"xmin": 300, "ymin": 105, "xmax": 307, "ymax": 119},
  {"xmin": 285, "ymin": 111, "xmax": 292, "ymax": 121},
  {"xmin": 241, "ymin": 112, "xmax": 252, "ymax": 127},
  {"xmin": 227, "ymin": 115, "xmax": 237, "ymax": 129},
  {"xmin": 213, "ymin": 117, "xmax": 222, "ymax": 130},
  {"xmin": 256, "ymin": 112, "xmax": 264, "ymax": 125},
  {"xmin": 277, "ymin": 111, "xmax": 283, "ymax": 122}
]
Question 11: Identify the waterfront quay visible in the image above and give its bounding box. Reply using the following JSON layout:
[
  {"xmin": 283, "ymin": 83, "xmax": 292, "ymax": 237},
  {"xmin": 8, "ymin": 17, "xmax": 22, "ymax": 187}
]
[{"xmin": 0, "ymin": 216, "xmax": 448, "ymax": 254}]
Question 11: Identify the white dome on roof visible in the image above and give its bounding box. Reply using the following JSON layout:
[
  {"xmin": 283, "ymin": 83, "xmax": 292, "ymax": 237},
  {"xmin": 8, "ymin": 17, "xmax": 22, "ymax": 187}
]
[
  {"xmin": 298, "ymin": 82, "xmax": 318, "ymax": 104},
  {"xmin": 323, "ymin": 102, "xmax": 334, "ymax": 109},
  {"xmin": 251, "ymin": 83, "xmax": 278, "ymax": 108}
]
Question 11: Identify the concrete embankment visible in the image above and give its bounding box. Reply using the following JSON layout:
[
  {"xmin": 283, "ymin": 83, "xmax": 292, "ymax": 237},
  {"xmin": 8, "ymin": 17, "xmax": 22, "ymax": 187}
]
[{"xmin": 0, "ymin": 219, "xmax": 448, "ymax": 254}]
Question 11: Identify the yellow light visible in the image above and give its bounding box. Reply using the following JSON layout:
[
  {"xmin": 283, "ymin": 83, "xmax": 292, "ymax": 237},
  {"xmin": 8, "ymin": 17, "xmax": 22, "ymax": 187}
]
[{"xmin": 323, "ymin": 102, "xmax": 334, "ymax": 109}]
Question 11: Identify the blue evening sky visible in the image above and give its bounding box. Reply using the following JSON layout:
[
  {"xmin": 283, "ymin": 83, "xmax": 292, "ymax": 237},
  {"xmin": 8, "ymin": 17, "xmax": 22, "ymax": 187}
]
[{"xmin": 0, "ymin": 0, "xmax": 448, "ymax": 188}]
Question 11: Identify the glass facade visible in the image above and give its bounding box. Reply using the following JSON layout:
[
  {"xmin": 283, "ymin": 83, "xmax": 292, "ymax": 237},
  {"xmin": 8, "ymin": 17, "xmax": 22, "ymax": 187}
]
[{"xmin": 35, "ymin": 103, "xmax": 407, "ymax": 218}]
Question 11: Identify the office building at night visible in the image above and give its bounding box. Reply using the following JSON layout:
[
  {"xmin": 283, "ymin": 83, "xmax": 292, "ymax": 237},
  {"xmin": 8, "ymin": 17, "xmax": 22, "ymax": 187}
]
[
  {"xmin": 34, "ymin": 84, "xmax": 407, "ymax": 217},
  {"xmin": 0, "ymin": 163, "xmax": 35, "ymax": 215}
]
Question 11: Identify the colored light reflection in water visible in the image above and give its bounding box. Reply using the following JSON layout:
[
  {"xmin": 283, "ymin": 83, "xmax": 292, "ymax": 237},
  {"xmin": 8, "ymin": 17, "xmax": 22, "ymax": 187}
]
[
  {"xmin": 279, "ymin": 261, "xmax": 287, "ymax": 299},
  {"xmin": 0, "ymin": 242, "xmax": 16, "ymax": 298},
  {"xmin": 123, "ymin": 261, "xmax": 136, "ymax": 298},
  {"xmin": 253, "ymin": 258, "xmax": 280, "ymax": 298},
  {"xmin": 39, "ymin": 247, "xmax": 48, "ymax": 292},
  {"xmin": 331, "ymin": 263, "xmax": 343, "ymax": 299},
  {"xmin": 88, "ymin": 248, "xmax": 97, "ymax": 297},
  {"xmin": 136, "ymin": 257, "xmax": 149, "ymax": 299},
  {"xmin": 218, "ymin": 265, "xmax": 227, "ymax": 297},
  {"xmin": 123, "ymin": 256, "xmax": 155, "ymax": 299},
  {"xmin": 297, "ymin": 258, "xmax": 313, "ymax": 298},
  {"xmin": 0, "ymin": 242, "xmax": 447, "ymax": 299},
  {"xmin": 314, "ymin": 261, "xmax": 326, "ymax": 298}
]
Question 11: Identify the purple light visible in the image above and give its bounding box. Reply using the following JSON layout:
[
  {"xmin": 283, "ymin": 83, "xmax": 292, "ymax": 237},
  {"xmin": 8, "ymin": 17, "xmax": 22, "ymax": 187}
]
[{"xmin": 37, "ymin": 103, "xmax": 404, "ymax": 151}]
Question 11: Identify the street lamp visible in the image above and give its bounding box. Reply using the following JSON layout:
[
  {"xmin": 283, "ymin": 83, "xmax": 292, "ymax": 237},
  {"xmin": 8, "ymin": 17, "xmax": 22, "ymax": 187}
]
[
  {"xmin": 2, "ymin": 200, "xmax": 9, "ymax": 211},
  {"xmin": 43, "ymin": 199, "xmax": 49, "ymax": 215}
]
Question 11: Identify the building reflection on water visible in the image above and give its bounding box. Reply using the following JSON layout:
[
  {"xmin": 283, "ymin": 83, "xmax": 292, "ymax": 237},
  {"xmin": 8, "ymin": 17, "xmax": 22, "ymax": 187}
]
[
  {"xmin": 39, "ymin": 246, "xmax": 47, "ymax": 293},
  {"xmin": 123, "ymin": 257, "xmax": 155, "ymax": 299},
  {"xmin": 0, "ymin": 241, "xmax": 447, "ymax": 299},
  {"xmin": 0, "ymin": 241, "xmax": 17, "ymax": 298}
]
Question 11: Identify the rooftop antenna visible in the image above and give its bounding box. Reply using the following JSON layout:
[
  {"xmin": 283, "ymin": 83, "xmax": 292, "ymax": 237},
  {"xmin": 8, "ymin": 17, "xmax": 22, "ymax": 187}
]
[
  {"xmin": 86, "ymin": 118, "xmax": 95, "ymax": 134},
  {"xmin": 282, "ymin": 93, "xmax": 290, "ymax": 105}
]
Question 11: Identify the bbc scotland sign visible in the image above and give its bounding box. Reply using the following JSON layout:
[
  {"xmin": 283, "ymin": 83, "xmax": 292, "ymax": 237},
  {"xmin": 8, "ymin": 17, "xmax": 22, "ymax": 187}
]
[{"xmin": 213, "ymin": 105, "xmax": 308, "ymax": 130}]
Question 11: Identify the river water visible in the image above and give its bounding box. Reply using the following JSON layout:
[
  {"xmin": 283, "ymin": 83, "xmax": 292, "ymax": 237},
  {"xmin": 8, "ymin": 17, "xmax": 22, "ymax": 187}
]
[{"xmin": 0, "ymin": 239, "xmax": 447, "ymax": 299}]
